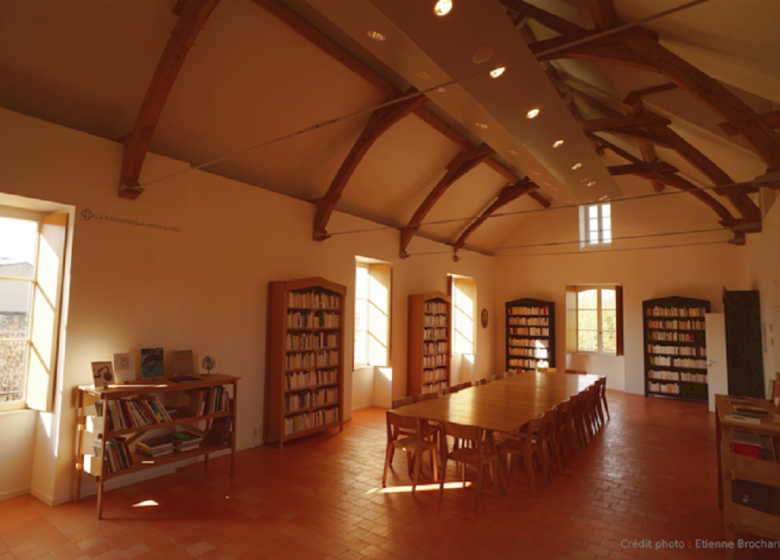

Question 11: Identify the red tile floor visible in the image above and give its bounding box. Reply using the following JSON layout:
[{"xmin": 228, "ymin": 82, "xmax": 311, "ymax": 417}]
[{"xmin": 1, "ymin": 391, "xmax": 778, "ymax": 560}]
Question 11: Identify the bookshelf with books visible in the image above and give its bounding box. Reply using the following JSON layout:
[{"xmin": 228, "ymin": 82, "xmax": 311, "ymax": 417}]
[
  {"xmin": 408, "ymin": 291, "xmax": 451, "ymax": 397},
  {"xmin": 265, "ymin": 277, "xmax": 345, "ymax": 447},
  {"xmin": 75, "ymin": 373, "xmax": 239, "ymax": 518},
  {"xmin": 505, "ymin": 298, "xmax": 555, "ymax": 371},
  {"xmin": 643, "ymin": 296, "xmax": 710, "ymax": 401}
]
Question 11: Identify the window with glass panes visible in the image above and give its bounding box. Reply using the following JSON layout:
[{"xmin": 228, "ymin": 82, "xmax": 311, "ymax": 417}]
[
  {"xmin": 584, "ymin": 202, "xmax": 611, "ymax": 247},
  {"xmin": 354, "ymin": 259, "xmax": 391, "ymax": 367},
  {"xmin": 576, "ymin": 287, "xmax": 617, "ymax": 354}
]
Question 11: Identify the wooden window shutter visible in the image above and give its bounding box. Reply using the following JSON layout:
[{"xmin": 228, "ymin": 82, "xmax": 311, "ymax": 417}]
[
  {"xmin": 565, "ymin": 286, "xmax": 577, "ymax": 354},
  {"xmin": 615, "ymin": 285, "xmax": 624, "ymax": 356}
]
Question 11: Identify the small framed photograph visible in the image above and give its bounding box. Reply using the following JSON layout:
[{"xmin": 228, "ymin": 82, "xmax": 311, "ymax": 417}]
[{"xmin": 91, "ymin": 361, "xmax": 114, "ymax": 388}]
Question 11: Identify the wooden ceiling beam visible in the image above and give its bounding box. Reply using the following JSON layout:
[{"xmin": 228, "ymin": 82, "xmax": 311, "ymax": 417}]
[
  {"xmin": 119, "ymin": 0, "xmax": 221, "ymax": 199},
  {"xmin": 453, "ymin": 178, "xmax": 538, "ymax": 251},
  {"xmin": 313, "ymin": 90, "xmax": 426, "ymax": 240},
  {"xmin": 535, "ymin": 40, "xmax": 659, "ymax": 73},
  {"xmin": 585, "ymin": 0, "xmax": 618, "ymax": 30},
  {"xmin": 400, "ymin": 145, "xmax": 496, "ymax": 258},
  {"xmin": 719, "ymin": 110, "xmax": 780, "ymax": 136},
  {"xmin": 623, "ymin": 82, "xmax": 678, "ymax": 112},
  {"xmin": 502, "ymin": 0, "xmax": 585, "ymax": 35},
  {"xmin": 580, "ymin": 114, "xmax": 671, "ymax": 133},
  {"xmin": 608, "ymin": 161, "xmax": 677, "ymax": 176},
  {"xmin": 554, "ymin": 80, "xmax": 623, "ymax": 119},
  {"xmin": 620, "ymin": 33, "xmax": 780, "ymax": 169}
]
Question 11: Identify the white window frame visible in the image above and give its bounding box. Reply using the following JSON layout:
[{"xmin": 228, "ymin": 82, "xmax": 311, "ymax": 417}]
[
  {"xmin": 354, "ymin": 258, "xmax": 391, "ymax": 368},
  {"xmin": 565, "ymin": 285, "xmax": 623, "ymax": 358},
  {"xmin": 579, "ymin": 202, "xmax": 612, "ymax": 251},
  {"xmin": 449, "ymin": 275, "xmax": 476, "ymax": 356}
]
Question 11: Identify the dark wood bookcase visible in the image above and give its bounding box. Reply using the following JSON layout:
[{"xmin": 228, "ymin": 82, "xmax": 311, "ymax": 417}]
[
  {"xmin": 505, "ymin": 298, "xmax": 555, "ymax": 370},
  {"xmin": 407, "ymin": 291, "xmax": 451, "ymax": 397},
  {"xmin": 265, "ymin": 277, "xmax": 345, "ymax": 447},
  {"xmin": 643, "ymin": 296, "xmax": 710, "ymax": 401}
]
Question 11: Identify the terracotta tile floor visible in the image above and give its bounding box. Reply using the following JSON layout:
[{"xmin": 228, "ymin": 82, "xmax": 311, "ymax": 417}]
[{"xmin": 1, "ymin": 391, "xmax": 778, "ymax": 559}]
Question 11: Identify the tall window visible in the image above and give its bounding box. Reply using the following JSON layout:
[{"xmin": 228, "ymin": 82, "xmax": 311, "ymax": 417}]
[
  {"xmin": 565, "ymin": 285, "xmax": 623, "ymax": 356},
  {"xmin": 0, "ymin": 203, "xmax": 69, "ymax": 412},
  {"xmin": 354, "ymin": 258, "xmax": 391, "ymax": 367},
  {"xmin": 449, "ymin": 275, "xmax": 476, "ymax": 355},
  {"xmin": 580, "ymin": 202, "xmax": 612, "ymax": 249}
]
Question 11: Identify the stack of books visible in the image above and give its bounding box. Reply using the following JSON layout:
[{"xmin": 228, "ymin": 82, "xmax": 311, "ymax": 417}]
[
  {"xmin": 166, "ymin": 430, "xmax": 203, "ymax": 452},
  {"xmin": 136, "ymin": 436, "xmax": 175, "ymax": 458}
]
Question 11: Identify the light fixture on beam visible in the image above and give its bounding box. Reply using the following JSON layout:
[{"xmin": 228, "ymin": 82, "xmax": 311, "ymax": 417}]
[
  {"xmin": 752, "ymin": 171, "xmax": 780, "ymax": 187},
  {"xmin": 434, "ymin": 0, "xmax": 453, "ymax": 17}
]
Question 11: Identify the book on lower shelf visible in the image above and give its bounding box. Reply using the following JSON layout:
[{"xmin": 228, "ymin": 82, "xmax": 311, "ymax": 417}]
[
  {"xmin": 166, "ymin": 430, "xmax": 203, "ymax": 452},
  {"xmin": 207, "ymin": 416, "xmax": 233, "ymax": 446},
  {"xmin": 95, "ymin": 437, "xmax": 134, "ymax": 474},
  {"xmin": 136, "ymin": 436, "xmax": 176, "ymax": 457}
]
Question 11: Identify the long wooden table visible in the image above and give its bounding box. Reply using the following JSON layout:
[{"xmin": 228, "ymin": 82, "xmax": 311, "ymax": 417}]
[{"xmin": 393, "ymin": 372, "xmax": 600, "ymax": 432}]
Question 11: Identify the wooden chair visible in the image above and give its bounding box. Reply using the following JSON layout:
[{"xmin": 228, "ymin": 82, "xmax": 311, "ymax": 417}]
[
  {"xmin": 458, "ymin": 381, "xmax": 473, "ymax": 390},
  {"xmin": 596, "ymin": 376, "xmax": 610, "ymax": 421},
  {"xmin": 555, "ymin": 400, "xmax": 573, "ymax": 466},
  {"xmin": 389, "ymin": 395, "xmax": 421, "ymax": 465},
  {"xmin": 439, "ymin": 421, "xmax": 506, "ymax": 511},
  {"xmin": 565, "ymin": 369, "xmax": 587, "ymax": 374},
  {"xmin": 489, "ymin": 374, "xmax": 498, "ymax": 382},
  {"xmin": 475, "ymin": 378, "xmax": 488, "ymax": 386},
  {"xmin": 568, "ymin": 394, "xmax": 588, "ymax": 449},
  {"xmin": 506, "ymin": 369, "xmax": 517, "ymax": 377},
  {"xmin": 497, "ymin": 414, "xmax": 545, "ymax": 498},
  {"xmin": 392, "ymin": 396, "xmax": 415, "ymax": 409},
  {"xmin": 416, "ymin": 392, "xmax": 438, "ymax": 402},
  {"xmin": 538, "ymin": 367, "xmax": 557, "ymax": 373},
  {"xmin": 383, "ymin": 412, "xmax": 439, "ymax": 493},
  {"xmin": 442, "ymin": 386, "xmax": 460, "ymax": 395}
]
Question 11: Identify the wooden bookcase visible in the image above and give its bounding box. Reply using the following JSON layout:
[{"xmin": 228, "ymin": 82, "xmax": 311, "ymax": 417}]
[
  {"xmin": 265, "ymin": 277, "xmax": 345, "ymax": 447},
  {"xmin": 505, "ymin": 298, "xmax": 555, "ymax": 371},
  {"xmin": 407, "ymin": 291, "xmax": 451, "ymax": 397},
  {"xmin": 75, "ymin": 373, "xmax": 239, "ymax": 519},
  {"xmin": 643, "ymin": 296, "xmax": 710, "ymax": 401}
]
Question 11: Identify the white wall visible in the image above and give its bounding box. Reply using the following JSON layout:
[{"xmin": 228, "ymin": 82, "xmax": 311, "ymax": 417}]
[
  {"xmin": 0, "ymin": 107, "xmax": 497, "ymax": 505},
  {"xmin": 0, "ymin": 409, "xmax": 36, "ymax": 500}
]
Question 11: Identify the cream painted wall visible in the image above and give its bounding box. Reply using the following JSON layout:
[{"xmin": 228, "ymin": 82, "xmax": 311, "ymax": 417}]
[
  {"xmin": 0, "ymin": 410, "xmax": 36, "ymax": 500},
  {"xmin": 494, "ymin": 174, "xmax": 742, "ymax": 395},
  {"xmin": 0, "ymin": 107, "xmax": 497, "ymax": 504}
]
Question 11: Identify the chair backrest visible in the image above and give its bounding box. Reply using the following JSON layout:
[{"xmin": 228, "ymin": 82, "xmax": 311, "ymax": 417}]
[
  {"xmin": 458, "ymin": 381, "xmax": 473, "ymax": 389},
  {"xmin": 475, "ymin": 378, "xmax": 488, "ymax": 386},
  {"xmin": 442, "ymin": 386, "xmax": 460, "ymax": 395},
  {"xmin": 386, "ymin": 411, "xmax": 420, "ymax": 441},
  {"xmin": 556, "ymin": 400, "xmax": 570, "ymax": 427},
  {"xmin": 542, "ymin": 407, "xmax": 557, "ymax": 439},
  {"xmin": 524, "ymin": 415, "xmax": 545, "ymax": 452},
  {"xmin": 506, "ymin": 369, "xmax": 517, "ymax": 377},
  {"xmin": 416, "ymin": 392, "xmax": 438, "ymax": 402},
  {"xmin": 392, "ymin": 396, "xmax": 415, "ymax": 409},
  {"xmin": 538, "ymin": 367, "xmax": 558, "ymax": 373},
  {"xmin": 490, "ymin": 374, "xmax": 498, "ymax": 382},
  {"xmin": 565, "ymin": 369, "xmax": 587, "ymax": 374},
  {"xmin": 444, "ymin": 421, "xmax": 481, "ymax": 445}
]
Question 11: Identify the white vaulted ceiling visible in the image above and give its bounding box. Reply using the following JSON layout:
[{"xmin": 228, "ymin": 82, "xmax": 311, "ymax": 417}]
[{"xmin": 0, "ymin": 0, "xmax": 777, "ymax": 255}]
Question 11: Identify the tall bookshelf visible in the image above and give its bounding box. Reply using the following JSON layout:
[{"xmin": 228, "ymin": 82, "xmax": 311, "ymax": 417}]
[
  {"xmin": 505, "ymin": 298, "xmax": 555, "ymax": 370},
  {"xmin": 265, "ymin": 277, "xmax": 345, "ymax": 447},
  {"xmin": 75, "ymin": 374, "xmax": 239, "ymax": 519},
  {"xmin": 408, "ymin": 291, "xmax": 451, "ymax": 396},
  {"xmin": 643, "ymin": 296, "xmax": 711, "ymax": 401}
]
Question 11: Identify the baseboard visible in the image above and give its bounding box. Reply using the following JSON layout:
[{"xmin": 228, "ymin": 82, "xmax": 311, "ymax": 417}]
[
  {"xmin": 30, "ymin": 486, "xmax": 55, "ymax": 506},
  {"xmin": 351, "ymin": 404, "xmax": 373, "ymax": 412},
  {"xmin": 0, "ymin": 486, "xmax": 32, "ymax": 503}
]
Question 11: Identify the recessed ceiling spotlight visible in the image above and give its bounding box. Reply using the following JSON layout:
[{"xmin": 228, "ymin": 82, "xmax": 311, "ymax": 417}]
[
  {"xmin": 552, "ymin": 139, "xmax": 564, "ymax": 148},
  {"xmin": 475, "ymin": 122, "xmax": 488, "ymax": 129},
  {"xmin": 587, "ymin": 180, "xmax": 597, "ymax": 187},
  {"xmin": 542, "ymin": 181, "xmax": 553, "ymax": 186},
  {"xmin": 580, "ymin": 176, "xmax": 593, "ymax": 183},
  {"xmin": 367, "ymin": 30, "xmax": 386, "ymax": 41},
  {"xmin": 435, "ymin": 86, "xmax": 446, "ymax": 93},
  {"xmin": 490, "ymin": 67, "xmax": 506, "ymax": 78},
  {"xmin": 413, "ymin": 70, "xmax": 432, "ymax": 80},
  {"xmin": 434, "ymin": 0, "xmax": 453, "ymax": 16},
  {"xmin": 472, "ymin": 46, "xmax": 494, "ymax": 64},
  {"xmin": 530, "ymin": 170, "xmax": 541, "ymax": 176},
  {"xmin": 571, "ymin": 162, "xmax": 582, "ymax": 170},
  {"xmin": 506, "ymin": 149, "xmax": 517, "ymax": 155},
  {"xmin": 599, "ymin": 195, "xmax": 609, "ymax": 201},
  {"xmin": 526, "ymin": 108, "xmax": 540, "ymax": 119}
]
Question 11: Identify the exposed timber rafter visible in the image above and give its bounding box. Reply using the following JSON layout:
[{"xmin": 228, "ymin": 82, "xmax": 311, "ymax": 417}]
[
  {"xmin": 585, "ymin": 0, "xmax": 618, "ymax": 30},
  {"xmin": 452, "ymin": 178, "xmax": 538, "ymax": 252},
  {"xmin": 313, "ymin": 90, "xmax": 426, "ymax": 241},
  {"xmin": 607, "ymin": 162, "xmax": 677, "ymax": 176},
  {"xmin": 719, "ymin": 110, "xmax": 780, "ymax": 136},
  {"xmin": 400, "ymin": 145, "xmax": 496, "ymax": 258},
  {"xmin": 119, "ymin": 0, "xmax": 221, "ymax": 199}
]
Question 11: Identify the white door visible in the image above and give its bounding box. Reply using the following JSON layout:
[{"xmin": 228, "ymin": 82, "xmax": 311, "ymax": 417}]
[{"xmin": 705, "ymin": 312, "xmax": 728, "ymax": 413}]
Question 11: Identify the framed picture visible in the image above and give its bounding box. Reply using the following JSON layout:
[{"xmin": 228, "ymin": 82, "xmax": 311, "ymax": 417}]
[
  {"xmin": 141, "ymin": 348, "xmax": 165, "ymax": 379},
  {"xmin": 481, "ymin": 308, "xmax": 489, "ymax": 328},
  {"xmin": 91, "ymin": 361, "xmax": 114, "ymax": 388},
  {"xmin": 113, "ymin": 352, "xmax": 136, "ymax": 383}
]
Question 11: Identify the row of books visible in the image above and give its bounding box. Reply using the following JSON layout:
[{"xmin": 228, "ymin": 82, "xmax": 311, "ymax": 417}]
[
  {"xmin": 95, "ymin": 437, "xmax": 134, "ymax": 474},
  {"xmin": 647, "ymin": 344, "xmax": 706, "ymax": 357},
  {"xmin": 508, "ymin": 338, "xmax": 549, "ymax": 348},
  {"xmin": 509, "ymin": 347, "xmax": 548, "ymax": 358},
  {"xmin": 646, "ymin": 319, "xmax": 705, "ymax": 330},
  {"xmin": 287, "ymin": 290, "xmax": 341, "ymax": 310},
  {"xmin": 423, "ymin": 327, "xmax": 447, "ymax": 340},
  {"xmin": 102, "ymin": 396, "xmax": 173, "ymax": 432},
  {"xmin": 648, "ymin": 381, "xmax": 680, "ymax": 394},
  {"xmin": 508, "ymin": 316, "xmax": 549, "ymax": 326},
  {"xmin": 649, "ymin": 356, "xmax": 708, "ymax": 369},
  {"xmin": 285, "ymin": 350, "xmax": 339, "ymax": 370},
  {"xmin": 423, "ymin": 315, "xmax": 448, "ymax": 327},
  {"xmin": 422, "ymin": 379, "xmax": 448, "ymax": 393},
  {"xmin": 285, "ymin": 388, "xmax": 338, "ymax": 412},
  {"xmin": 286, "ymin": 311, "xmax": 340, "ymax": 328},
  {"xmin": 423, "ymin": 354, "xmax": 448, "ymax": 367},
  {"xmin": 423, "ymin": 301, "xmax": 448, "ymax": 314},
  {"xmin": 283, "ymin": 407, "xmax": 339, "ymax": 435},
  {"xmin": 423, "ymin": 341, "xmax": 448, "ymax": 354},
  {"xmin": 646, "ymin": 306, "xmax": 706, "ymax": 318},
  {"xmin": 647, "ymin": 330, "xmax": 699, "ymax": 342},
  {"xmin": 508, "ymin": 358, "xmax": 549, "ymax": 368},
  {"xmin": 286, "ymin": 332, "xmax": 338, "ymax": 350},
  {"xmin": 422, "ymin": 367, "xmax": 447, "ymax": 382},
  {"xmin": 509, "ymin": 327, "xmax": 549, "ymax": 336},
  {"xmin": 188, "ymin": 386, "xmax": 231, "ymax": 416},
  {"xmin": 648, "ymin": 370, "xmax": 707, "ymax": 383},
  {"xmin": 508, "ymin": 306, "xmax": 549, "ymax": 316},
  {"xmin": 285, "ymin": 368, "xmax": 338, "ymax": 390}
]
